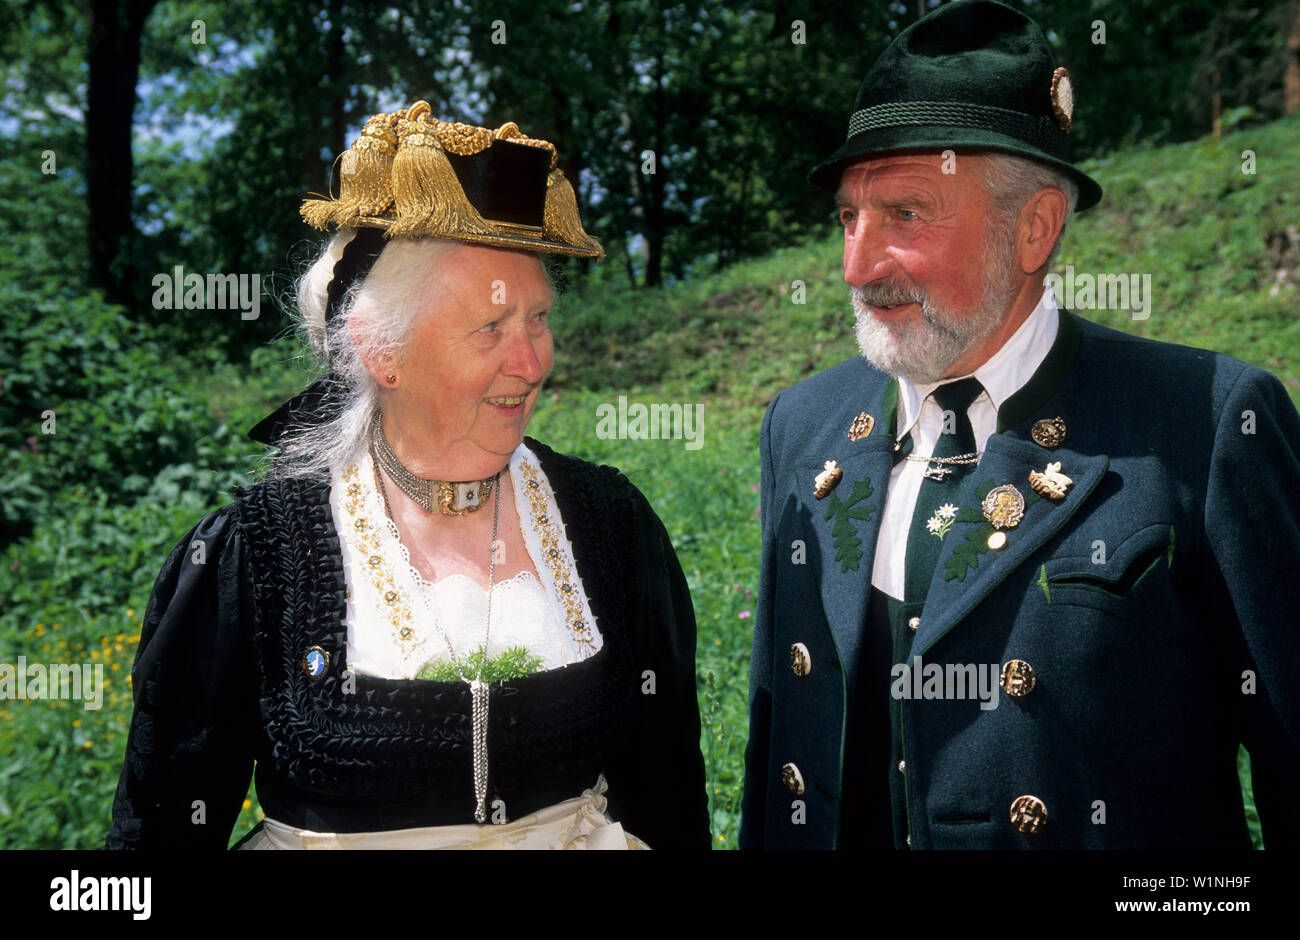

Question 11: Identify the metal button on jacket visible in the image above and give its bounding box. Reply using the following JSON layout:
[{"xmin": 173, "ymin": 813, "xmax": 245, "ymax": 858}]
[
  {"xmin": 908, "ymin": 616, "xmax": 920, "ymax": 632},
  {"xmin": 790, "ymin": 642, "xmax": 812, "ymax": 678},
  {"xmin": 1010, "ymin": 795, "xmax": 1048, "ymax": 834},
  {"xmin": 781, "ymin": 762, "xmax": 806, "ymax": 797},
  {"xmin": 1000, "ymin": 659, "xmax": 1037, "ymax": 698}
]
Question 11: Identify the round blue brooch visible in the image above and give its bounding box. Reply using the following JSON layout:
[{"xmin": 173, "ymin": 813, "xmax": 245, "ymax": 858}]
[{"xmin": 302, "ymin": 646, "xmax": 330, "ymax": 680}]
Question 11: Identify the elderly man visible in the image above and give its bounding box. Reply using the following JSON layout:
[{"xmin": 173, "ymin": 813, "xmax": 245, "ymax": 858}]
[{"xmin": 740, "ymin": 0, "xmax": 1300, "ymax": 849}]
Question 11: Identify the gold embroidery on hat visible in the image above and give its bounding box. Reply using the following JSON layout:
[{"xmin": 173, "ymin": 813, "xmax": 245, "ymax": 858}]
[{"xmin": 300, "ymin": 101, "xmax": 602, "ymax": 259}]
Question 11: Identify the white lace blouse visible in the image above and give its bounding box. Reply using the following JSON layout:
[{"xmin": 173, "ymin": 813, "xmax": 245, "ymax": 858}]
[{"xmin": 329, "ymin": 440, "xmax": 603, "ymax": 680}]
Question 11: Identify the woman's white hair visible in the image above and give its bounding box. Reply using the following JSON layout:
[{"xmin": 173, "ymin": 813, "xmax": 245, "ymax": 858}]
[
  {"xmin": 264, "ymin": 232, "xmax": 460, "ymax": 481},
  {"xmin": 976, "ymin": 152, "xmax": 1079, "ymax": 270}
]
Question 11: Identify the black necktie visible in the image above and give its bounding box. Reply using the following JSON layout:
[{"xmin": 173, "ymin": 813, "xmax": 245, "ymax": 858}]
[{"xmin": 903, "ymin": 377, "xmax": 984, "ymax": 603}]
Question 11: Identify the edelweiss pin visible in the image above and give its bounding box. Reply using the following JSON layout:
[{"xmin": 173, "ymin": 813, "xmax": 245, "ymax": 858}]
[
  {"xmin": 925, "ymin": 503, "xmax": 960, "ymax": 541},
  {"xmin": 814, "ymin": 460, "xmax": 843, "ymax": 499},
  {"xmin": 847, "ymin": 412, "xmax": 875, "ymax": 442},
  {"xmin": 1029, "ymin": 461, "xmax": 1073, "ymax": 501}
]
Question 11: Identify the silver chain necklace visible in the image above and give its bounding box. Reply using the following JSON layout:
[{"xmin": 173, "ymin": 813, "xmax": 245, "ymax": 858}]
[
  {"xmin": 369, "ymin": 434, "xmax": 501, "ymax": 824},
  {"xmin": 903, "ymin": 449, "xmax": 983, "ymax": 481}
]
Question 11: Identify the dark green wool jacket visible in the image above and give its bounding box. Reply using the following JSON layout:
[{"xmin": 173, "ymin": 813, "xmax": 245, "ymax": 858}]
[{"xmin": 741, "ymin": 310, "xmax": 1300, "ymax": 849}]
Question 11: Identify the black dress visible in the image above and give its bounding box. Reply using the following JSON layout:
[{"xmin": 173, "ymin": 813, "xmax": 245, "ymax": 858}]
[{"xmin": 105, "ymin": 438, "xmax": 711, "ymax": 849}]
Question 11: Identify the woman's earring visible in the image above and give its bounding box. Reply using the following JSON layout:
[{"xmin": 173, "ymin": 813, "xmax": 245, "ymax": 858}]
[{"xmin": 386, "ymin": 374, "xmax": 397, "ymax": 385}]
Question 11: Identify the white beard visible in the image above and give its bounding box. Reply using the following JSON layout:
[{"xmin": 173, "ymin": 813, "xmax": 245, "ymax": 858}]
[{"xmin": 851, "ymin": 224, "xmax": 1018, "ymax": 383}]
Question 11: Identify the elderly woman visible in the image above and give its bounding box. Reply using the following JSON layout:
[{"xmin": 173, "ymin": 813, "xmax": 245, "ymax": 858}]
[{"xmin": 105, "ymin": 103, "xmax": 709, "ymax": 849}]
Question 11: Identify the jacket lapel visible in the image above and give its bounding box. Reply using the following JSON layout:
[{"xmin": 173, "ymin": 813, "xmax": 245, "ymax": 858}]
[
  {"xmin": 792, "ymin": 380, "xmax": 897, "ymax": 683},
  {"xmin": 912, "ymin": 424, "xmax": 1108, "ymax": 656},
  {"xmin": 908, "ymin": 309, "xmax": 1107, "ymax": 655}
]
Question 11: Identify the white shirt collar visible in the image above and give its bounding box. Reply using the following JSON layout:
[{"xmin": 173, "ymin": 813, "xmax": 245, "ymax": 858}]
[{"xmin": 896, "ymin": 285, "xmax": 1059, "ymax": 437}]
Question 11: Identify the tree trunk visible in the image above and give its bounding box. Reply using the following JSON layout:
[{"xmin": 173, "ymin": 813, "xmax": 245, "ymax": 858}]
[
  {"xmin": 643, "ymin": 41, "xmax": 666, "ymax": 287},
  {"xmin": 86, "ymin": 0, "xmax": 158, "ymax": 306},
  {"xmin": 1286, "ymin": 0, "xmax": 1300, "ymax": 115},
  {"xmin": 326, "ymin": 0, "xmax": 347, "ymax": 161},
  {"xmin": 1211, "ymin": 69, "xmax": 1222, "ymax": 139}
]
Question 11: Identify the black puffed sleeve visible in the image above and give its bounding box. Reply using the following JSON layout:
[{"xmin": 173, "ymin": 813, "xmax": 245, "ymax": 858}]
[{"xmin": 105, "ymin": 507, "xmax": 261, "ymax": 848}]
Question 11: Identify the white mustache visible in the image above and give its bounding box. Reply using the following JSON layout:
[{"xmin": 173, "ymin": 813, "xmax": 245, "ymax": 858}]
[{"xmin": 853, "ymin": 283, "xmax": 928, "ymax": 309}]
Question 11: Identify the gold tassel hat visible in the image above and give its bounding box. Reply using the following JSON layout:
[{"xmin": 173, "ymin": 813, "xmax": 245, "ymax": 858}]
[
  {"xmin": 300, "ymin": 100, "xmax": 602, "ymax": 258},
  {"xmin": 248, "ymin": 103, "xmax": 602, "ymax": 446}
]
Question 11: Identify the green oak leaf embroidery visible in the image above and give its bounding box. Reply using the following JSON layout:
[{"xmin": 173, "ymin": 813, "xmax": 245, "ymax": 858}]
[
  {"xmin": 943, "ymin": 479, "xmax": 1041, "ymax": 582},
  {"xmin": 824, "ymin": 475, "xmax": 875, "ymax": 573}
]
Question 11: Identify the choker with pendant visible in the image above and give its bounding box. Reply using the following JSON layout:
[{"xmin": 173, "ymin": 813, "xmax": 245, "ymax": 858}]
[{"xmin": 368, "ymin": 413, "xmax": 500, "ymax": 516}]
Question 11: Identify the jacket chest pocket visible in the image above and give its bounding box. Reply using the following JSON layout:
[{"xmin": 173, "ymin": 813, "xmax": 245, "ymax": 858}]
[{"xmin": 1039, "ymin": 522, "xmax": 1175, "ymax": 615}]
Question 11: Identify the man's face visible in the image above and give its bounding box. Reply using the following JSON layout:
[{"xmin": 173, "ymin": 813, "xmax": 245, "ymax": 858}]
[{"xmin": 836, "ymin": 153, "xmax": 1018, "ymax": 383}]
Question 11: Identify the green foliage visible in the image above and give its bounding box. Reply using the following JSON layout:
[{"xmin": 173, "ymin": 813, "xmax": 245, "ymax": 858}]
[
  {"xmin": 0, "ymin": 283, "xmax": 262, "ymax": 544},
  {"xmin": 528, "ymin": 389, "xmax": 762, "ymax": 849},
  {"xmin": 417, "ymin": 647, "xmax": 545, "ymax": 683}
]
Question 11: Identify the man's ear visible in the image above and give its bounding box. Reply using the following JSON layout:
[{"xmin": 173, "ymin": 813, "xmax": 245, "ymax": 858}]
[
  {"xmin": 347, "ymin": 314, "xmax": 395, "ymax": 384},
  {"xmin": 1017, "ymin": 186, "xmax": 1068, "ymax": 275}
]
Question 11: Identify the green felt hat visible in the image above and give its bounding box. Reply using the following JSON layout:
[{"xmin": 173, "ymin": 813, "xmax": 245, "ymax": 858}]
[{"xmin": 809, "ymin": 0, "xmax": 1102, "ymax": 211}]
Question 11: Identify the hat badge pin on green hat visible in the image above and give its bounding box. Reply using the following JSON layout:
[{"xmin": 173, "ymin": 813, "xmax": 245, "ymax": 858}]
[
  {"xmin": 1050, "ymin": 66, "xmax": 1073, "ymax": 133},
  {"xmin": 807, "ymin": 0, "xmax": 1102, "ymax": 211}
]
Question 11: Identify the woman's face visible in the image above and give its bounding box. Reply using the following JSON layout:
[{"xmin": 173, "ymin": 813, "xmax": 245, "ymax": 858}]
[{"xmin": 386, "ymin": 242, "xmax": 554, "ymax": 478}]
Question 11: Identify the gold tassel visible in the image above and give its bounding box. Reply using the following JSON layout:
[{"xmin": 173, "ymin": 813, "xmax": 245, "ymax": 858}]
[
  {"xmin": 300, "ymin": 115, "xmax": 399, "ymax": 230},
  {"xmin": 389, "ymin": 117, "xmax": 491, "ymax": 239},
  {"xmin": 338, "ymin": 134, "xmax": 398, "ymax": 226},
  {"xmin": 543, "ymin": 170, "xmax": 604, "ymax": 259},
  {"xmin": 300, "ymin": 196, "xmax": 342, "ymax": 230}
]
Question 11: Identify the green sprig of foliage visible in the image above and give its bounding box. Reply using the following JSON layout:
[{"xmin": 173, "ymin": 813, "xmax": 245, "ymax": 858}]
[{"xmin": 416, "ymin": 647, "xmax": 544, "ymax": 683}]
